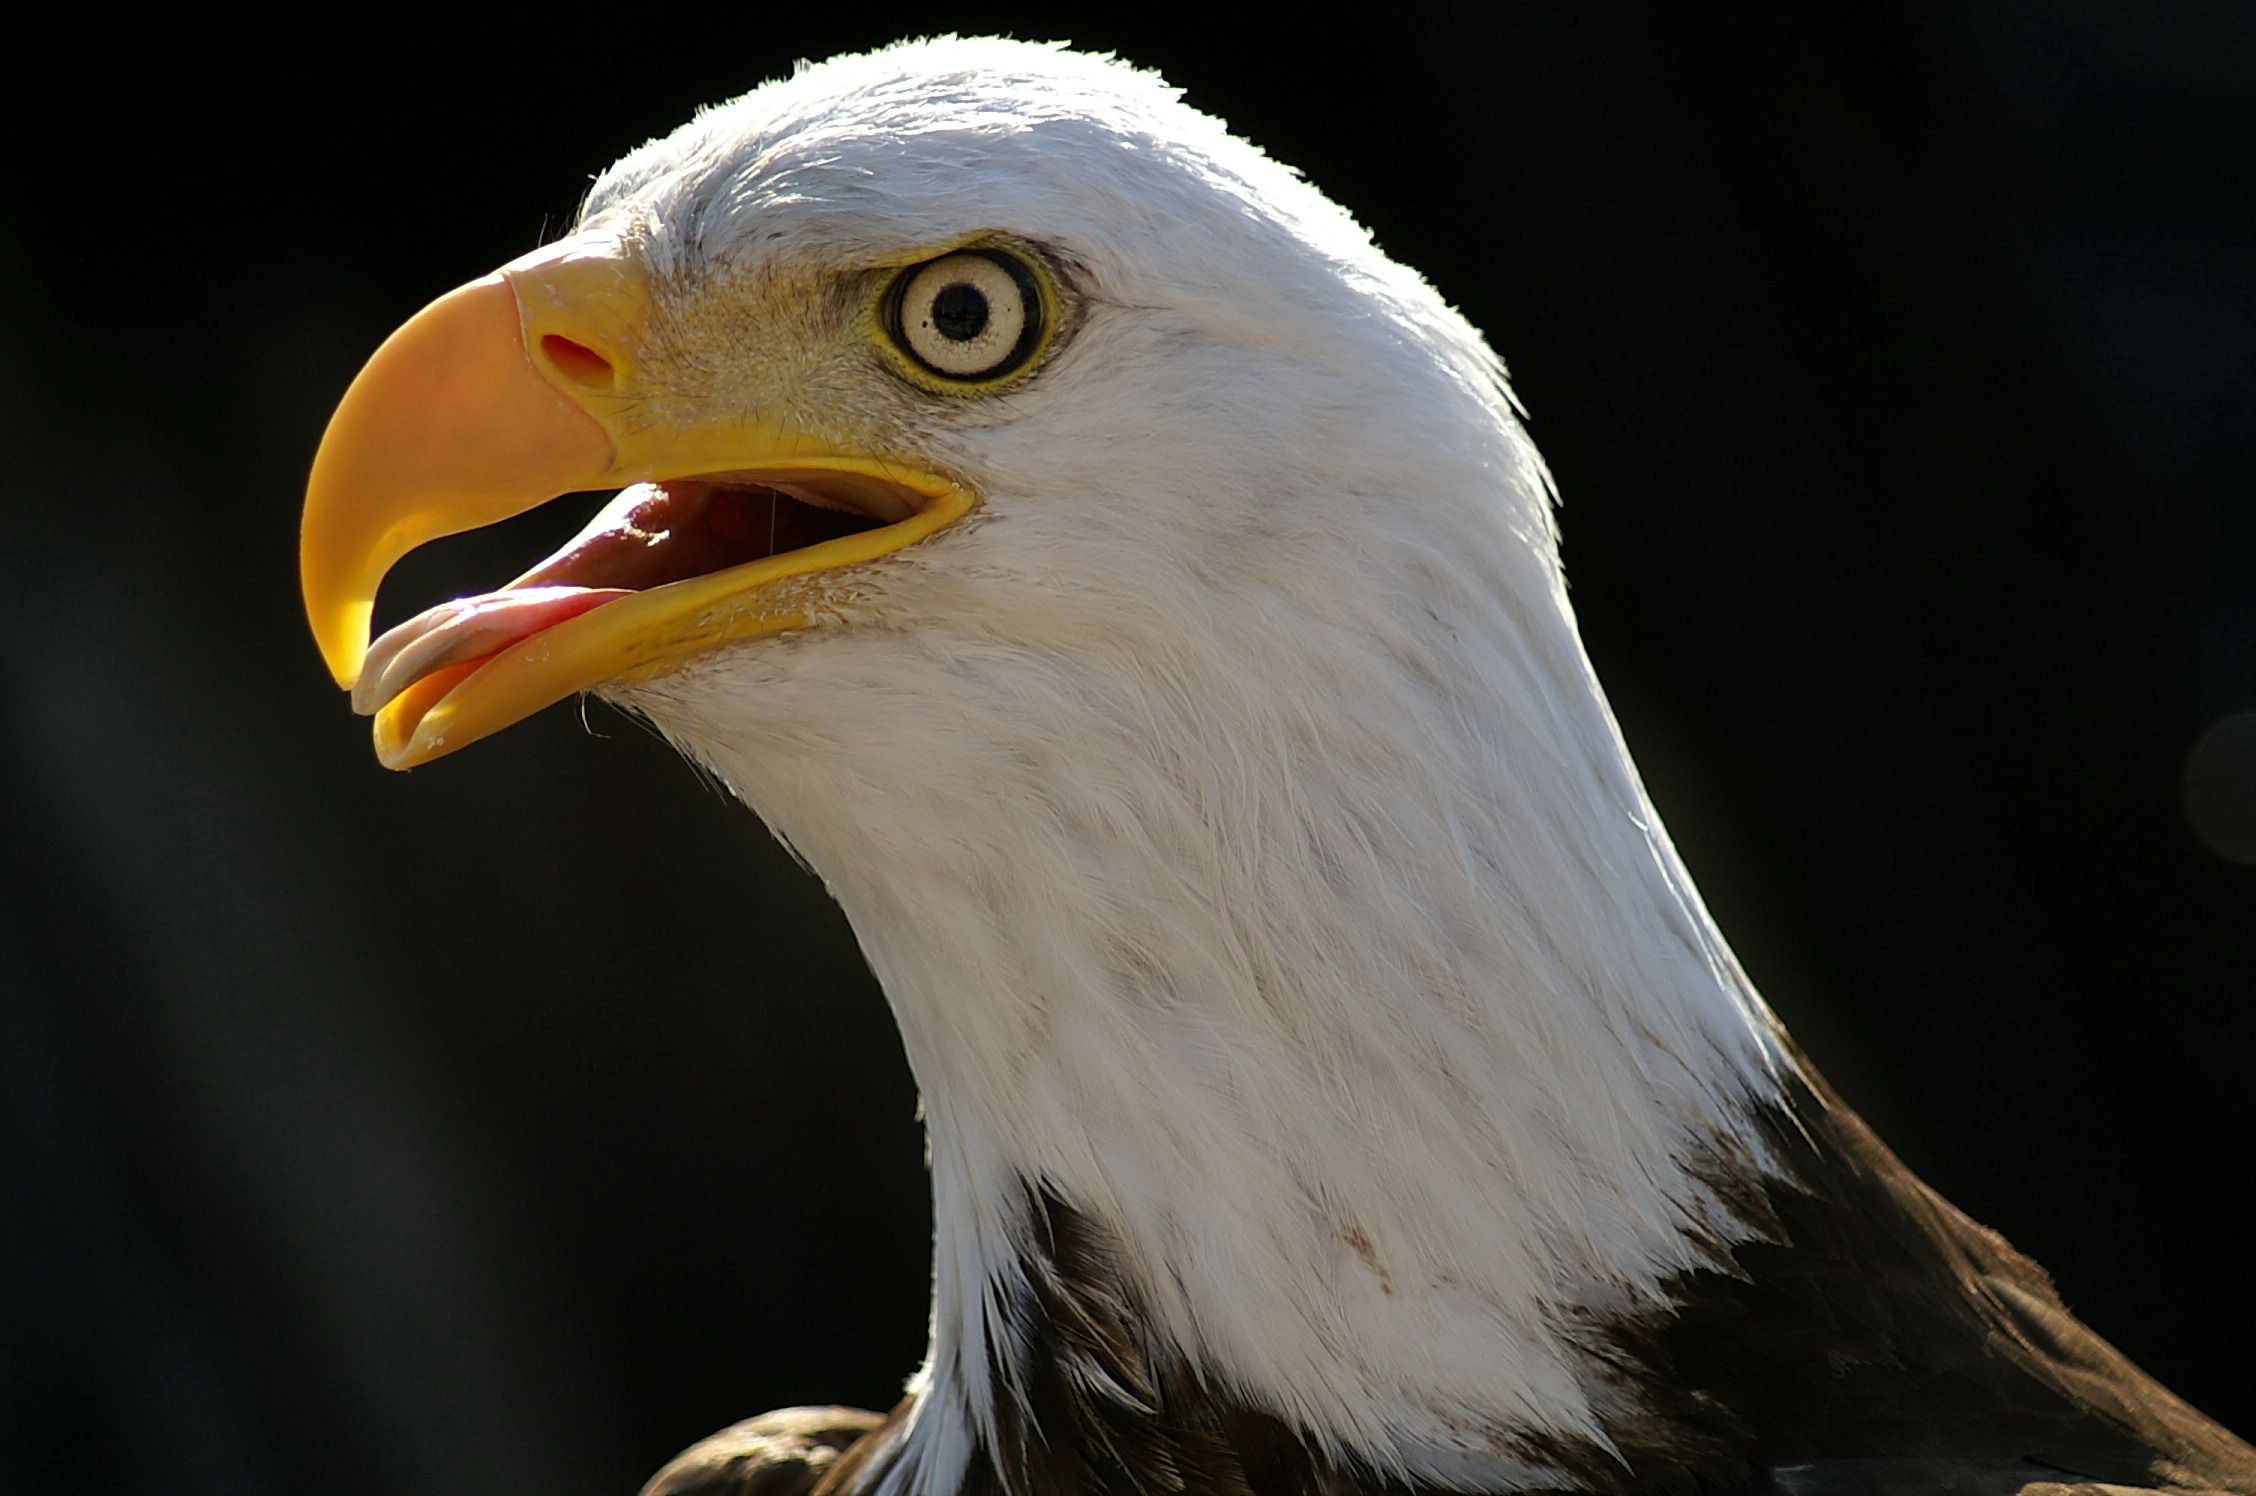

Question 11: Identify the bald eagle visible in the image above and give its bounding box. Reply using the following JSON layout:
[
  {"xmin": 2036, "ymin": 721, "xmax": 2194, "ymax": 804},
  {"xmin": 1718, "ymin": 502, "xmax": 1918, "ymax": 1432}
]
[{"xmin": 302, "ymin": 38, "xmax": 2255, "ymax": 1496}]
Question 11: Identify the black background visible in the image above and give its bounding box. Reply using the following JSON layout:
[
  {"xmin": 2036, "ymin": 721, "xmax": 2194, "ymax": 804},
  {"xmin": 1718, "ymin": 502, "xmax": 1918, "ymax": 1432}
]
[{"xmin": 3, "ymin": 6, "xmax": 2251, "ymax": 1494}]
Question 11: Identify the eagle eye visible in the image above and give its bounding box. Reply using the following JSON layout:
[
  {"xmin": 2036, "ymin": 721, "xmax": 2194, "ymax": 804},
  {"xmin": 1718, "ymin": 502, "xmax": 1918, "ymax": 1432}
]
[{"xmin": 885, "ymin": 248, "xmax": 1046, "ymax": 386}]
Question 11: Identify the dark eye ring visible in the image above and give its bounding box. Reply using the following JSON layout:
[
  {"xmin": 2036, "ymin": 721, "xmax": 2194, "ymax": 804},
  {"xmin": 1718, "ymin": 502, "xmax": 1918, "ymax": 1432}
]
[{"xmin": 887, "ymin": 249, "xmax": 1044, "ymax": 383}]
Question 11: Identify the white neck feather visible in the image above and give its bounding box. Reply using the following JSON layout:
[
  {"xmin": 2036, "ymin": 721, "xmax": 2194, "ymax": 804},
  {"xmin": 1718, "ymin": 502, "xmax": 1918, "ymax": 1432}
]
[
  {"xmin": 623, "ymin": 458, "xmax": 1787, "ymax": 1488},
  {"xmin": 596, "ymin": 41, "xmax": 1790, "ymax": 1482}
]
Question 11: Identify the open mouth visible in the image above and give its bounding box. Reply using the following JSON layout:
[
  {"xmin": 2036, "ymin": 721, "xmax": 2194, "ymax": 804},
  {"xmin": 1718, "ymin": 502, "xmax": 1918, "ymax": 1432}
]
[
  {"xmin": 350, "ymin": 467, "xmax": 953, "ymax": 754},
  {"xmin": 298, "ymin": 237, "xmax": 988, "ymax": 770}
]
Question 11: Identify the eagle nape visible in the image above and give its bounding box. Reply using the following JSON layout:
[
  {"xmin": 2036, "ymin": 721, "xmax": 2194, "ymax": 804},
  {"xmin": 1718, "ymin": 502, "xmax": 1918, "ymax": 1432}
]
[{"xmin": 300, "ymin": 37, "xmax": 2256, "ymax": 1496}]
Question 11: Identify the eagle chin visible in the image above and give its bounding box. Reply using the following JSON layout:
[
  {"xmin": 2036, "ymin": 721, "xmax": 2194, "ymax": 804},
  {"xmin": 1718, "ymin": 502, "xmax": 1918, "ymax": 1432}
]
[{"xmin": 301, "ymin": 37, "xmax": 2256, "ymax": 1496}]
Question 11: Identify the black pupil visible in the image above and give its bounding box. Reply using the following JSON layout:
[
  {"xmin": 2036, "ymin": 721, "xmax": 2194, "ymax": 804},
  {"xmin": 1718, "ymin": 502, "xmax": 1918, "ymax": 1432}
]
[{"xmin": 930, "ymin": 281, "xmax": 989, "ymax": 342}]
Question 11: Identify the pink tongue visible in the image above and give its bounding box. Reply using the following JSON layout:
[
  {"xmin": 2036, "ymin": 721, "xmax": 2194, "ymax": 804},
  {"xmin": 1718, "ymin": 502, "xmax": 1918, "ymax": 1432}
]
[{"xmin": 354, "ymin": 585, "xmax": 632, "ymax": 717}]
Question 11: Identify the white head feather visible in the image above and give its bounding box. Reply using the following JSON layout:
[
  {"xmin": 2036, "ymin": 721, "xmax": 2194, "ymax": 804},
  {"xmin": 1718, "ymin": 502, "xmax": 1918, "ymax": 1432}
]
[{"xmin": 591, "ymin": 38, "xmax": 1788, "ymax": 1491}]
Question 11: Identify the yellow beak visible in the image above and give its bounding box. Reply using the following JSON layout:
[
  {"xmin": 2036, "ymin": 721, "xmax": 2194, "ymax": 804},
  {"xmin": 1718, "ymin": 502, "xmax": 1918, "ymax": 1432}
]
[{"xmin": 300, "ymin": 232, "xmax": 972, "ymax": 769}]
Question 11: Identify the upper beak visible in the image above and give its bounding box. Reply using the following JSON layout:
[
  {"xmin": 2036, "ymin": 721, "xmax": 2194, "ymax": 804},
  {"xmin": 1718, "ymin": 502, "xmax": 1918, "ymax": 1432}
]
[{"xmin": 301, "ymin": 233, "xmax": 645, "ymax": 691}]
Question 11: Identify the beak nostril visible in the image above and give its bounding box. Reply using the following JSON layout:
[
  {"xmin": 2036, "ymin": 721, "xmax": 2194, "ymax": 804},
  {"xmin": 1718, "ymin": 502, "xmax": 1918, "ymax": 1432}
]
[{"xmin": 539, "ymin": 334, "xmax": 616, "ymax": 390}]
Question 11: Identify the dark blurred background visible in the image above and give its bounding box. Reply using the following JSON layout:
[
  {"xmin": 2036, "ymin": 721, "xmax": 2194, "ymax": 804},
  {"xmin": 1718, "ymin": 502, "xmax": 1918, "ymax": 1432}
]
[{"xmin": 3, "ymin": 4, "xmax": 2251, "ymax": 1493}]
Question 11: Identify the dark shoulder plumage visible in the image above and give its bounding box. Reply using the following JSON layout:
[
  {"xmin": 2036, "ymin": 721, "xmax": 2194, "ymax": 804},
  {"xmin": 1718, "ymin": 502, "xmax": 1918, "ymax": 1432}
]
[
  {"xmin": 667, "ymin": 1062, "xmax": 2256, "ymax": 1496},
  {"xmin": 641, "ymin": 1406, "xmax": 885, "ymax": 1496},
  {"xmin": 1588, "ymin": 1061, "xmax": 2256, "ymax": 1494}
]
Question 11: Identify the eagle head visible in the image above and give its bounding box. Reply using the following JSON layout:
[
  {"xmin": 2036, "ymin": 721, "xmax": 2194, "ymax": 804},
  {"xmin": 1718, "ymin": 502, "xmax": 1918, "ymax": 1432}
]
[{"xmin": 297, "ymin": 36, "xmax": 2256, "ymax": 1496}]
